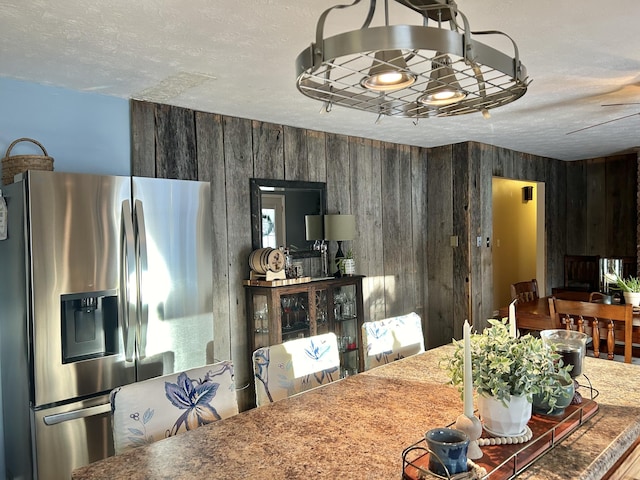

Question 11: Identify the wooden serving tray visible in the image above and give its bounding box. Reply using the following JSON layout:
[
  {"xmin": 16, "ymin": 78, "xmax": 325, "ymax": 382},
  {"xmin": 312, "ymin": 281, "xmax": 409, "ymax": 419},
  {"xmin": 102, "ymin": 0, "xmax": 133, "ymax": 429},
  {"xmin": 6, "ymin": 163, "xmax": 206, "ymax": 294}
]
[{"xmin": 402, "ymin": 399, "xmax": 599, "ymax": 480}]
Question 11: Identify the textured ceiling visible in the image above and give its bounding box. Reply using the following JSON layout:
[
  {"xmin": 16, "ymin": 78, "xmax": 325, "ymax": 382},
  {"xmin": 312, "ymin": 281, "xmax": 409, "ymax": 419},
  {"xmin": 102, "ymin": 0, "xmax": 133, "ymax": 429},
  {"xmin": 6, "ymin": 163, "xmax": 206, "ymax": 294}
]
[{"xmin": 1, "ymin": 0, "xmax": 640, "ymax": 161}]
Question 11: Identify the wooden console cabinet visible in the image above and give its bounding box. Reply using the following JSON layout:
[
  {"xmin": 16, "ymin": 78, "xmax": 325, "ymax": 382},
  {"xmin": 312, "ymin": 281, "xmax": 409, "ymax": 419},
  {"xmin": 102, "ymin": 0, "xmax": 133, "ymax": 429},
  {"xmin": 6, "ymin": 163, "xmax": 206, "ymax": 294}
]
[{"xmin": 244, "ymin": 275, "xmax": 365, "ymax": 375}]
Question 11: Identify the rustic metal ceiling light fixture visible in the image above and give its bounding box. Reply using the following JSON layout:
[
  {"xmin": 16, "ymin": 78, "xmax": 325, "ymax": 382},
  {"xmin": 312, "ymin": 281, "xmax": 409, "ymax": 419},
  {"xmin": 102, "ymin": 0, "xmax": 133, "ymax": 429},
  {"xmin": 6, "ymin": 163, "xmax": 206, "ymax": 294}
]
[{"xmin": 295, "ymin": 0, "xmax": 530, "ymax": 119}]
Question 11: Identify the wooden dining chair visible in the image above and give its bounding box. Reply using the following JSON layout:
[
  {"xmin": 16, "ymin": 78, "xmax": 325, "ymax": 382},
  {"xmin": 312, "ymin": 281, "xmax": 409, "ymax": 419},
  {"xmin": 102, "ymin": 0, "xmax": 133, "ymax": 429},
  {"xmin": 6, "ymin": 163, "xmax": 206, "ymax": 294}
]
[
  {"xmin": 361, "ymin": 312, "xmax": 425, "ymax": 370},
  {"xmin": 548, "ymin": 298, "xmax": 633, "ymax": 363},
  {"xmin": 510, "ymin": 279, "xmax": 539, "ymax": 303},
  {"xmin": 252, "ymin": 332, "xmax": 340, "ymax": 407},
  {"xmin": 563, "ymin": 255, "xmax": 600, "ymax": 291},
  {"xmin": 110, "ymin": 360, "xmax": 239, "ymax": 454}
]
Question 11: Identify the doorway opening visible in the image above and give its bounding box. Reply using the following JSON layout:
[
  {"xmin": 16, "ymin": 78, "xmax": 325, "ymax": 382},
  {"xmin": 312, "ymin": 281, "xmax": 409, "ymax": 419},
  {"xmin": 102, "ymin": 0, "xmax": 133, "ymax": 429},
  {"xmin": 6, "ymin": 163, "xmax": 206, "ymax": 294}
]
[{"xmin": 492, "ymin": 178, "xmax": 546, "ymax": 310}]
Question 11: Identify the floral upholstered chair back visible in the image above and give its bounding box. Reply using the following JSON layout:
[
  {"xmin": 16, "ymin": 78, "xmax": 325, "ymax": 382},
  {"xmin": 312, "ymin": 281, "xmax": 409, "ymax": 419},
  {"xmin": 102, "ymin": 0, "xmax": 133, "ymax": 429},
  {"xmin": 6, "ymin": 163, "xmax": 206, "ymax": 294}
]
[
  {"xmin": 362, "ymin": 312, "xmax": 425, "ymax": 370},
  {"xmin": 110, "ymin": 360, "xmax": 238, "ymax": 454},
  {"xmin": 253, "ymin": 332, "xmax": 340, "ymax": 407}
]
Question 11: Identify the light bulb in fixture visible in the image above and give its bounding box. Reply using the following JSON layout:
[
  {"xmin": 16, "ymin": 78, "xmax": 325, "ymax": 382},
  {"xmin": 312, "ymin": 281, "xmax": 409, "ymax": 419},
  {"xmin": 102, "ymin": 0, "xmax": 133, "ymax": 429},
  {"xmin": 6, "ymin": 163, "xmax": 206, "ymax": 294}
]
[
  {"xmin": 361, "ymin": 50, "xmax": 416, "ymax": 92},
  {"xmin": 423, "ymin": 89, "xmax": 466, "ymax": 105},
  {"xmin": 418, "ymin": 53, "xmax": 467, "ymax": 106}
]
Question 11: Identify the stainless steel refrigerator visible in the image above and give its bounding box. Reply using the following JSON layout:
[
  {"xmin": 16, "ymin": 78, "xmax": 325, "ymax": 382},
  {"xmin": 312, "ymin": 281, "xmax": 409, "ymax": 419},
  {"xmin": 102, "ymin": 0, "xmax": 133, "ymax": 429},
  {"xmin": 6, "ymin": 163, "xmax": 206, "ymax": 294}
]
[{"xmin": 0, "ymin": 171, "xmax": 214, "ymax": 479}]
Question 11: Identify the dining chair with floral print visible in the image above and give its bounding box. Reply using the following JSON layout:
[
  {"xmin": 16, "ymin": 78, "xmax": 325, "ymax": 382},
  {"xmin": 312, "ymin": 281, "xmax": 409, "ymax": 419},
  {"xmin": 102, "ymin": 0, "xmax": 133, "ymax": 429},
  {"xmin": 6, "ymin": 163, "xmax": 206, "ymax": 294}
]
[
  {"xmin": 110, "ymin": 360, "xmax": 239, "ymax": 454},
  {"xmin": 362, "ymin": 312, "xmax": 425, "ymax": 370},
  {"xmin": 252, "ymin": 332, "xmax": 340, "ymax": 407}
]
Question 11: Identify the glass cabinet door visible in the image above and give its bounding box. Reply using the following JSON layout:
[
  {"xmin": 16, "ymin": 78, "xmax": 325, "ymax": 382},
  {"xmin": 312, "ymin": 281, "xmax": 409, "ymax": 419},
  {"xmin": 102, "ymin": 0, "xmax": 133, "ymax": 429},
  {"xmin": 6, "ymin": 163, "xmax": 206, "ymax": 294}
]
[
  {"xmin": 281, "ymin": 292, "xmax": 310, "ymax": 341},
  {"xmin": 314, "ymin": 289, "xmax": 330, "ymax": 336},
  {"xmin": 252, "ymin": 294, "xmax": 269, "ymax": 349},
  {"xmin": 333, "ymin": 284, "xmax": 359, "ymax": 377}
]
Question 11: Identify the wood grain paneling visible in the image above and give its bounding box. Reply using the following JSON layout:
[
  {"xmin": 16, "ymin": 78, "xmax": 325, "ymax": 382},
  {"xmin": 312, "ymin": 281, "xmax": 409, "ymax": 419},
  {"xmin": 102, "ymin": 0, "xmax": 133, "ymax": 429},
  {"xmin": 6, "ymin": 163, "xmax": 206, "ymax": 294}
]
[
  {"xmin": 410, "ymin": 145, "xmax": 428, "ymax": 334},
  {"xmin": 194, "ymin": 111, "xmax": 228, "ymax": 364},
  {"xmin": 426, "ymin": 145, "xmax": 455, "ymax": 347},
  {"xmin": 565, "ymin": 154, "xmax": 637, "ymax": 261},
  {"xmin": 586, "ymin": 159, "xmax": 607, "ymax": 254},
  {"xmin": 305, "ymin": 130, "xmax": 327, "ymax": 183},
  {"xmin": 381, "ymin": 142, "xmax": 407, "ymax": 317},
  {"xmin": 282, "ymin": 125, "xmax": 306, "ymax": 181},
  {"xmin": 607, "ymin": 155, "xmax": 637, "ymax": 255},
  {"xmin": 452, "ymin": 143, "xmax": 471, "ymax": 334},
  {"xmin": 155, "ymin": 104, "xmax": 197, "ymax": 180},
  {"xmin": 493, "ymin": 145, "xmax": 514, "ymax": 179},
  {"xmin": 252, "ymin": 121, "xmax": 283, "ymax": 179},
  {"xmin": 130, "ymin": 101, "xmax": 156, "ymax": 177},
  {"xmin": 325, "ymin": 133, "xmax": 351, "ymax": 272},
  {"xmin": 221, "ymin": 115, "xmax": 254, "ymax": 408},
  {"xmin": 349, "ymin": 137, "xmax": 384, "ymax": 321},
  {"xmin": 565, "ymin": 160, "xmax": 587, "ymax": 254},
  {"xmin": 545, "ymin": 158, "xmax": 567, "ymax": 293},
  {"xmin": 475, "ymin": 143, "xmax": 494, "ymax": 329},
  {"xmin": 325, "ymin": 133, "xmax": 351, "ymax": 214},
  {"xmin": 398, "ymin": 144, "xmax": 415, "ymax": 315}
]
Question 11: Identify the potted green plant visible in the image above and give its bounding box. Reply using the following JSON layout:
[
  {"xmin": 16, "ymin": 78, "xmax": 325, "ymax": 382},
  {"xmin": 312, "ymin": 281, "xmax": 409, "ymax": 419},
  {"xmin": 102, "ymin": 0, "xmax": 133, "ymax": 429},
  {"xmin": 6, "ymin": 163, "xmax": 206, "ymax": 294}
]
[
  {"xmin": 615, "ymin": 275, "xmax": 640, "ymax": 307},
  {"xmin": 443, "ymin": 319, "xmax": 573, "ymax": 436}
]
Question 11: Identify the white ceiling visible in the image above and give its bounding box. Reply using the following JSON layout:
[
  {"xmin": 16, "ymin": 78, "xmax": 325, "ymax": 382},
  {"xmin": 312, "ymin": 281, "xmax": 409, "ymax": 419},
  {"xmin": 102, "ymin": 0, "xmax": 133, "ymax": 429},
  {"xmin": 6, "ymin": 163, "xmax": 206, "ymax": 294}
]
[{"xmin": 2, "ymin": 0, "xmax": 640, "ymax": 161}]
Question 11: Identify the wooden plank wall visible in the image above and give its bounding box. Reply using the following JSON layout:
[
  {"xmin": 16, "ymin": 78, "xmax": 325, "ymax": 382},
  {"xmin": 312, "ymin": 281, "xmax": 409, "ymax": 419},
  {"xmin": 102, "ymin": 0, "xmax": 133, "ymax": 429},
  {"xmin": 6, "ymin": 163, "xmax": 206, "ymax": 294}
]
[
  {"xmin": 564, "ymin": 154, "xmax": 638, "ymax": 258},
  {"xmin": 130, "ymin": 100, "xmax": 637, "ymax": 411}
]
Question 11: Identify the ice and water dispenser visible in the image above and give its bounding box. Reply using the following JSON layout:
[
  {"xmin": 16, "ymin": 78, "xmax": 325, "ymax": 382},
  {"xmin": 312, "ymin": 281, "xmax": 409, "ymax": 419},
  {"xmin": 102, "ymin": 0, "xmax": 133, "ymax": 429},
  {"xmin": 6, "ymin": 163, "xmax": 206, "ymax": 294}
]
[{"xmin": 61, "ymin": 290, "xmax": 118, "ymax": 363}]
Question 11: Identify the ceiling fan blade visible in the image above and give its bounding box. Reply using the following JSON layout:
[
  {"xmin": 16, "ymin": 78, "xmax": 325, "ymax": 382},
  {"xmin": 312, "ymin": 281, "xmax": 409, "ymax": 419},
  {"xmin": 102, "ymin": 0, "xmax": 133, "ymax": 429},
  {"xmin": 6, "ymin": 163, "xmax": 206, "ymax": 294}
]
[
  {"xmin": 566, "ymin": 112, "xmax": 640, "ymax": 135},
  {"xmin": 602, "ymin": 102, "xmax": 640, "ymax": 106}
]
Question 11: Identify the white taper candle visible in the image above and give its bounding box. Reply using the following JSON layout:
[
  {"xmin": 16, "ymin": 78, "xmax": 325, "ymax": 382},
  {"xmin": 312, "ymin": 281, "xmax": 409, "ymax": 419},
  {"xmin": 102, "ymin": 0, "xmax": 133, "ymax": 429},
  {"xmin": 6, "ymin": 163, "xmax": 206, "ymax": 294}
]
[
  {"xmin": 508, "ymin": 299, "xmax": 517, "ymax": 337},
  {"xmin": 463, "ymin": 319, "xmax": 473, "ymax": 417}
]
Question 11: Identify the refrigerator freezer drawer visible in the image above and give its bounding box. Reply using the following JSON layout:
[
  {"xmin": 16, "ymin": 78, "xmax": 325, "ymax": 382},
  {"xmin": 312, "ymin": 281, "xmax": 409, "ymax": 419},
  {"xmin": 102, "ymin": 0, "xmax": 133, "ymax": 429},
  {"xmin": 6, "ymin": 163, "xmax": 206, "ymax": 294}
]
[{"xmin": 31, "ymin": 395, "xmax": 114, "ymax": 480}]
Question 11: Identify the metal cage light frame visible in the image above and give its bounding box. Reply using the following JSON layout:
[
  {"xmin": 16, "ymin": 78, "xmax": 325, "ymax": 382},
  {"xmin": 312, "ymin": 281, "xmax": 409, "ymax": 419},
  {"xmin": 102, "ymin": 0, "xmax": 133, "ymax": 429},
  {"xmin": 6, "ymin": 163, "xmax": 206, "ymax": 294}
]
[{"xmin": 295, "ymin": 0, "xmax": 530, "ymax": 119}]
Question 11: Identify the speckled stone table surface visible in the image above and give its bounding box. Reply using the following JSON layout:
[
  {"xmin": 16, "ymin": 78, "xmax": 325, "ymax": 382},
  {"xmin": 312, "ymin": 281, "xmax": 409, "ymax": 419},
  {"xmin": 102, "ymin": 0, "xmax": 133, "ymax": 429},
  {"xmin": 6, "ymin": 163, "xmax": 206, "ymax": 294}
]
[{"xmin": 72, "ymin": 345, "xmax": 640, "ymax": 480}]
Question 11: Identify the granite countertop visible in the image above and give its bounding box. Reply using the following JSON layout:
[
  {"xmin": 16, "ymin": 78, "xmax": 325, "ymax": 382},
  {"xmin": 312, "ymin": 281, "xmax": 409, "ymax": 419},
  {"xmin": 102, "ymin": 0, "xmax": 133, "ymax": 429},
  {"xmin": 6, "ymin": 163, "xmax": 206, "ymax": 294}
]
[
  {"xmin": 73, "ymin": 345, "xmax": 640, "ymax": 480},
  {"xmin": 365, "ymin": 345, "xmax": 640, "ymax": 480}
]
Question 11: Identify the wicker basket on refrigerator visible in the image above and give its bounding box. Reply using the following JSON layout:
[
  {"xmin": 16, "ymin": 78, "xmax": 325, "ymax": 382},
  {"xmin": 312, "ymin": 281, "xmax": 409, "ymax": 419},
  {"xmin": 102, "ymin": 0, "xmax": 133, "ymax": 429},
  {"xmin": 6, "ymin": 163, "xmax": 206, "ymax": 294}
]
[{"xmin": 2, "ymin": 137, "xmax": 54, "ymax": 185}]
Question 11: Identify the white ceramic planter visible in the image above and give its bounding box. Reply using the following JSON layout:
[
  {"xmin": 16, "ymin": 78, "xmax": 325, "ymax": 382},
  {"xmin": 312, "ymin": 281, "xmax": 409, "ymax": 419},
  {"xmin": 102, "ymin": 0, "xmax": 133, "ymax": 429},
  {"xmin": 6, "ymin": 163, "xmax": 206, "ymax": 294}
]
[
  {"xmin": 341, "ymin": 258, "xmax": 355, "ymax": 276},
  {"xmin": 477, "ymin": 394, "xmax": 532, "ymax": 437},
  {"xmin": 623, "ymin": 291, "xmax": 640, "ymax": 307}
]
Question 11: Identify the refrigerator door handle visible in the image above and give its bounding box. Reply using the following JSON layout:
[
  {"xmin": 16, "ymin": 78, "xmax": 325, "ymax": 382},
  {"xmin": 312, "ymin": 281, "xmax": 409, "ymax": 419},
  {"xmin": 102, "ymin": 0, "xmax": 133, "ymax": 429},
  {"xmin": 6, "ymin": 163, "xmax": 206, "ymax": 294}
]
[
  {"xmin": 134, "ymin": 199, "xmax": 149, "ymax": 360},
  {"xmin": 42, "ymin": 403, "xmax": 111, "ymax": 426},
  {"xmin": 120, "ymin": 200, "xmax": 137, "ymax": 362}
]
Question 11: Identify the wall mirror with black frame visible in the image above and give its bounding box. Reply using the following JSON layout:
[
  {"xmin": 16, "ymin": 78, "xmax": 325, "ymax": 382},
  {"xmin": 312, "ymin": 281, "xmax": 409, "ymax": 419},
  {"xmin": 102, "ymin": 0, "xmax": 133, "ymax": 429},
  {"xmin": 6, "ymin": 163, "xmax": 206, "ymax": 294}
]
[{"xmin": 250, "ymin": 178, "xmax": 327, "ymax": 258}]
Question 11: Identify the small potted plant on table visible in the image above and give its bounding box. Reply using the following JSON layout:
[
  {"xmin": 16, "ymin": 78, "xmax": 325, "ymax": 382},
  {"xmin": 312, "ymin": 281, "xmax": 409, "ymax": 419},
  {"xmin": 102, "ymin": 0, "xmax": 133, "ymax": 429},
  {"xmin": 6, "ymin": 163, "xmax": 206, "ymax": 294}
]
[{"xmin": 616, "ymin": 275, "xmax": 640, "ymax": 307}]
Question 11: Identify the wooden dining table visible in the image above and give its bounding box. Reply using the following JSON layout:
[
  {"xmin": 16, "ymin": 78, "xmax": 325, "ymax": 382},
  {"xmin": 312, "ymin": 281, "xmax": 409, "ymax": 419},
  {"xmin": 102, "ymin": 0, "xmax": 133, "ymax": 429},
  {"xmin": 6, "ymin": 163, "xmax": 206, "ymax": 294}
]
[{"xmin": 72, "ymin": 344, "xmax": 640, "ymax": 480}]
